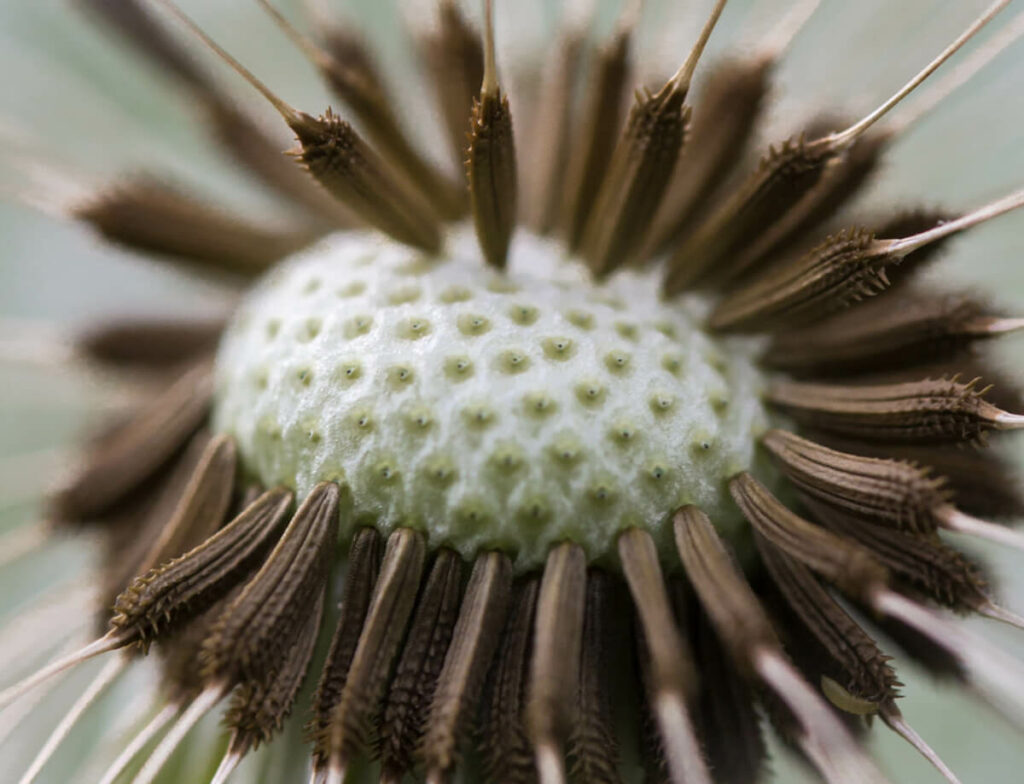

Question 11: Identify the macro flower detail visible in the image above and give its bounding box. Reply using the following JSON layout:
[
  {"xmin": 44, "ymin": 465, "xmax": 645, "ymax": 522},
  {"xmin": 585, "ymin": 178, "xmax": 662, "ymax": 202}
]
[{"xmin": 3, "ymin": 1, "xmax": 1024, "ymax": 784}]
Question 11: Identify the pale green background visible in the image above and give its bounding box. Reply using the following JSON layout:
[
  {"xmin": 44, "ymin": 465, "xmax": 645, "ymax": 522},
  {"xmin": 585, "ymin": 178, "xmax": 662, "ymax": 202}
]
[{"xmin": 2, "ymin": 0, "xmax": 1024, "ymax": 782}]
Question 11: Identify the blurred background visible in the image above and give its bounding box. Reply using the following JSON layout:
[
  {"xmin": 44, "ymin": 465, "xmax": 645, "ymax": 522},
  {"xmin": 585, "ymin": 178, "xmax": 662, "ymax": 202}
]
[{"xmin": 2, "ymin": 0, "xmax": 1024, "ymax": 781}]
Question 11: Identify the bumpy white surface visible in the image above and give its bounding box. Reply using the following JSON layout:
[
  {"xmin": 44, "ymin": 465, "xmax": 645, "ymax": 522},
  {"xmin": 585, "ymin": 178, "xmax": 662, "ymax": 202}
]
[{"xmin": 214, "ymin": 227, "xmax": 775, "ymax": 568}]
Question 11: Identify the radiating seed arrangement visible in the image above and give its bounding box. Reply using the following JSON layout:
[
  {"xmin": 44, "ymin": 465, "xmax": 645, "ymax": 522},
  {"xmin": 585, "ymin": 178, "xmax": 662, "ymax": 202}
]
[{"xmin": 6, "ymin": 1, "xmax": 1024, "ymax": 784}]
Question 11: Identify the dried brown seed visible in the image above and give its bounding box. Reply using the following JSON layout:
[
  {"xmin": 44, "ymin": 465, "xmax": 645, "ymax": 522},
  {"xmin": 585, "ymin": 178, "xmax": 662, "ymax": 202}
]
[
  {"xmin": 762, "ymin": 290, "xmax": 1017, "ymax": 376},
  {"xmin": 567, "ymin": 571, "xmax": 621, "ymax": 784},
  {"xmin": 201, "ymin": 482, "xmax": 338, "ymax": 685},
  {"xmin": 762, "ymin": 429, "xmax": 951, "ymax": 534},
  {"xmin": 380, "ymin": 549, "xmax": 464, "ymax": 781},
  {"xmin": 617, "ymin": 527, "xmax": 710, "ymax": 784},
  {"xmin": 756, "ymin": 537, "xmax": 900, "ymax": 711},
  {"xmin": 480, "ymin": 578, "xmax": 540, "ymax": 784},
  {"xmin": 111, "ymin": 486, "xmax": 294, "ymax": 649},
  {"xmin": 310, "ymin": 527, "xmax": 383, "ymax": 762},
  {"xmin": 467, "ymin": 0, "xmax": 518, "ymax": 270},
  {"xmin": 325, "ymin": 528, "xmax": 426, "ymax": 775},
  {"xmin": 256, "ymin": 0, "xmax": 464, "ymax": 220},
  {"xmin": 422, "ymin": 0, "xmax": 485, "ymax": 171},
  {"xmin": 72, "ymin": 178, "xmax": 316, "ymax": 277},
  {"xmin": 729, "ymin": 472, "xmax": 888, "ymax": 602},
  {"xmin": 421, "ymin": 551, "xmax": 513, "ymax": 781},
  {"xmin": 76, "ymin": 316, "xmax": 225, "ymax": 370},
  {"xmin": 526, "ymin": 542, "xmax": 587, "ymax": 781},
  {"xmin": 580, "ymin": 0, "xmax": 728, "ymax": 276},
  {"xmin": 561, "ymin": 20, "xmax": 631, "ymax": 252},
  {"xmin": 766, "ymin": 376, "xmax": 1024, "ymax": 444},
  {"xmin": 52, "ymin": 362, "xmax": 213, "ymax": 522}
]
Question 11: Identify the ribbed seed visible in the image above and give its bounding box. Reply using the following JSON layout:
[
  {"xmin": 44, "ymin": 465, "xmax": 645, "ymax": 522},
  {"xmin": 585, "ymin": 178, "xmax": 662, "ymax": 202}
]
[
  {"xmin": 526, "ymin": 542, "xmax": 587, "ymax": 780},
  {"xmin": 52, "ymin": 361, "xmax": 213, "ymax": 522},
  {"xmin": 708, "ymin": 227, "xmax": 892, "ymax": 331},
  {"xmin": 646, "ymin": 56, "xmax": 771, "ymax": 256},
  {"xmin": 423, "ymin": 0, "xmax": 484, "ymax": 169},
  {"xmin": 255, "ymin": 0, "xmax": 463, "ymax": 221},
  {"xmin": 801, "ymin": 495, "xmax": 990, "ymax": 612},
  {"xmin": 225, "ymin": 592, "xmax": 325, "ymax": 753},
  {"xmin": 672, "ymin": 507, "xmax": 779, "ymax": 668},
  {"xmin": 310, "ymin": 527, "xmax": 383, "ymax": 761},
  {"xmin": 380, "ymin": 549, "xmax": 464, "ymax": 780},
  {"xmin": 567, "ymin": 571, "xmax": 621, "ymax": 784},
  {"xmin": 763, "ymin": 290, "xmax": 1009, "ymax": 375},
  {"xmin": 109, "ymin": 486, "xmax": 294, "ymax": 649},
  {"xmin": 326, "ymin": 528, "xmax": 426, "ymax": 769},
  {"xmin": 617, "ymin": 528, "xmax": 710, "ymax": 784},
  {"xmin": 481, "ymin": 578, "xmax": 540, "ymax": 784},
  {"xmin": 665, "ymin": 134, "xmax": 838, "ymax": 293},
  {"xmin": 525, "ymin": 23, "xmax": 584, "ymax": 235},
  {"xmin": 289, "ymin": 111, "xmax": 442, "ymax": 253},
  {"xmin": 421, "ymin": 551, "xmax": 513, "ymax": 780},
  {"xmin": 76, "ymin": 316, "xmax": 224, "ymax": 370},
  {"xmin": 762, "ymin": 429, "xmax": 951, "ymax": 534},
  {"xmin": 757, "ymin": 538, "xmax": 900, "ymax": 711},
  {"xmin": 691, "ymin": 609, "xmax": 765, "ymax": 784},
  {"xmin": 137, "ymin": 433, "xmax": 237, "ymax": 575},
  {"xmin": 201, "ymin": 482, "xmax": 339, "ymax": 685},
  {"xmin": 766, "ymin": 376, "xmax": 1023, "ymax": 444},
  {"xmin": 580, "ymin": 81, "xmax": 690, "ymax": 276},
  {"xmin": 729, "ymin": 473, "xmax": 888, "ymax": 602},
  {"xmin": 72, "ymin": 179, "xmax": 315, "ymax": 276},
  {"xmin": 562, "ymin": 26, "xmax": 631, "ymax": 251},
  {"xmin": 467, "ymin": 86, "xmax": 518, "ymax": 269}
]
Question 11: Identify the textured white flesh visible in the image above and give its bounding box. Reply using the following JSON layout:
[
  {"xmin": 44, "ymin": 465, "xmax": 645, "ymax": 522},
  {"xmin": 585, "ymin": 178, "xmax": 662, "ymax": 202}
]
[{"xmin": 213, "ymin": 226, "xmax": 776, "ymax": 569}]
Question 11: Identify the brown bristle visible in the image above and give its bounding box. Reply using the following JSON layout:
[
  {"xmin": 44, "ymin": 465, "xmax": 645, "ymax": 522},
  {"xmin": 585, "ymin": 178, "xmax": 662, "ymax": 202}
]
[
  {"xmin": 310, "ymin": 527, "xmax": 383, "ymax": 763},
  {"xmin": 729, "ymin": 473, "xmax": 889, "ymax": 602},
  {"xmin": 75, "ymin": 316, "xmax": 225, "ymax": 371},
  {"xmin": 561, "ymin": 22, "xmax": 632, "ymax": 252},
  {"xmin": 110, "ymin": 486, "xmax": 294, "ymax": 650},
  {"xmin": 255, "ymin": 0, "xmax": 465, "ymax": 221},
  {"xmin": 423, "ymin": 0, "xmax": 486, "ymax": 170},
  {"xmin": 421, "ymin": 551, "xmax": 512, "ymax": 780},
  {"xmin": 380, "ymin": 549, "xmax": 464, "ymax": 780},
  {"xmin": 323, "ymin": 528, "xmax": 426, "ymax": 776},
  {"xmin": 72, "ymin": 178, "xmax": 317, "ymax": 277},
  {"xmin": 51, "ymin": 362, "xmax": 213, "ymax": 523},
  {"xmin": 480, "ymin": 578, "xmax": 540, "ymax": 784},
  {"xmin": 766, "ymin": 376, "xmax": 1024, "ymax": 444}
]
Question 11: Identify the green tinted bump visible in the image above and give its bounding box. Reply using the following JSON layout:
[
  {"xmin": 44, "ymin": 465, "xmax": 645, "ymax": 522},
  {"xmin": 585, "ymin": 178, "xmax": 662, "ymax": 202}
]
[
  {"xmin": 373, "ymin": 458, "xmax": 400, "ymax": 483},
  {"xmin": 574, "ymin": 381, "xmax": 606, "ymax": 407},
  {"xmin": 405, "ymin": 405, "xmax": 434, "ymax": 432},
  {"xmin": 566, "ymin": 310, "xmax": 594, "ymax": 330},
  {"xmin": 509, "ymin": 304, "xmax": 540, "ymax": 325},
  {"xmin": 549, "ymin": 436, "xmax": 583, "ymax": 466},
  {"xmin": 454, "ymin": 497, "xmax": 495, "ymax": 531},
  {"xmin": 444, "ymin": 355, "xmax": 474, "ymax": 381},
  {"xmin": 644, "ymin": 460, "xmax": 670, "ymax": 482},
  {"xmin": 588, "ymin": 477, "xmax": 618, "ymax": 505},
  {"xmin": 348, "ymin": 407, "xmax": 374, "ymax": 431},
  {"xmin": 498, "ymin": 350, "xmax": 530, "ymax": 374},
  {"xmin": 300, "ymin": 318, "xmax": 322, "ymax": 341},
  {"xmin": 516, "ymin": 495, "xmax": 552, "ymax": 528},
  {"xmin": 337, "ymin": 281, "xmax": 366, "ymax": 298},
  {"xmin": 387, "ymin": 365, "xmax": 415, "ymax": 386},
  {"xmin": 344, "ymin": 315, "xmax": 373, "ymax": 338},
  {"xmin": 489, "ymin": 442, "xmax": 525, "ymax": 472},
  {"xmin": 463, "ymin": 404, "xmax": 496, "ymax": 429},
  {"xmin": 440, "ymin": 286, "xmax": 472, "ymax": 303},
  {"xmin": 649, "ymin": 392, "xmax": 675, "ymax": 414},
  {"xmin": 457, "ymin": 313, "xmax": 491, "ymax": 336},
  {"xmin": 265, "ymin": 319, "xmax": 281, "ymax": 339},
  {"xmin": 614, "ymin": 322, "xmax": 638, "ymax": 341},
  {"xmin": 398, "ymin": 317, "xmax": 431, "ymax": 339},
  {"xmin": 609, "ymin": 420, "xmax": 638, "ymax": 445},
  {"xmin": 604, "ymin": 350, "xmax": 631, "ymax": 373},
  {"xmin": 300, "ymin": 417, "xmax": 322, "ymax": 443},
  {"xmin": 655, "ymin": 321, "xmax": 677, "ymax": 338},
  {"xmin": 524, "ymin": 392, "xmax": 557, "ymax": 417},
  {"xmin": 487, "ymin": 279, "xmax": 519, "ymax": 294},
  {"xmin": 296, "ymin": 366, "xmax": 313, "ymax": 386},
  {"xmin": 541, "ymin": 336, "xmax": 575, "ymax": 360},
  {"xmin": 422, "ymin": 455, "xmax": 457, "ymax": 485},
  {"xmin": 337, "ymin": 361, "xmax": 362, "ymax": 384},
  {"xmin": 661, "ymin": 353, "xmax": 683, "ymax": 375},
  {"xmin": 389, "ymin": 285, "xmax": 422, "ymax": 305},
  {"xmin": 303, "ymin": 278, "xmax": 322, "ymax": 294}
]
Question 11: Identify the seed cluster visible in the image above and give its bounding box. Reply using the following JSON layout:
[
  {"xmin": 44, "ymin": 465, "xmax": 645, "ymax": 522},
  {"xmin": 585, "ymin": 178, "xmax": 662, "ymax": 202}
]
[{"xmin": 214, "ymin": 228, "xmax": 775, "ymax": 566}]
